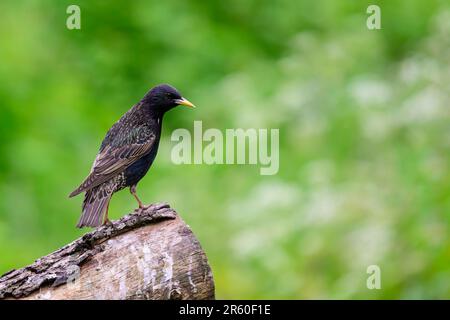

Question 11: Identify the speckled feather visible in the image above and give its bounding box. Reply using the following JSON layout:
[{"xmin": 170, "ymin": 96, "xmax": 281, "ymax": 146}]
[
  {"xmin": 70, "ymin": 104, "xmax": 158, "ymax": 198},
  {"xmin": 70, "ymin": 84, "xmax": 186, "ymax": 228}
]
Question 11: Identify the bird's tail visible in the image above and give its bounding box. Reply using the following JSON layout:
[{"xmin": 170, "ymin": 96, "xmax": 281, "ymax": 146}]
[{"xmin": 77, "ymin": 185, "xmax": 112, "ymax": 228}]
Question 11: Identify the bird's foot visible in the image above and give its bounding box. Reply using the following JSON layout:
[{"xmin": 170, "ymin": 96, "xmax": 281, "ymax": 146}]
[
  {"xmin": 134, "ymin": 204, "xmax": 152, "ymax": 213},
  {"xmin": 102, "ymin": 218, "xmax": 112, "ymax": 226}
]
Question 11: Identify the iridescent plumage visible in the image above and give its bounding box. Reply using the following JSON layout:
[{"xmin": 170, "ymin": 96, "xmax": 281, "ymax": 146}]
[{"xmin": 70, "ymin": 84, "xmax": 194, "ymax": 228}]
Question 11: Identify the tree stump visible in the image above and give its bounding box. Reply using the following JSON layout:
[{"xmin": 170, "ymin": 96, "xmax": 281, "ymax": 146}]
[{"xmin": 0, "ymin": 203, "xmax": 215, "ymax": 300}]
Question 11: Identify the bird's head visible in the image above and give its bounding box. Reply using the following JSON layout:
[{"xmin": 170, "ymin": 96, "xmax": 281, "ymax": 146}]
[{"xmin": 143, "ymin": 84, "xmax": 195, "ymax": 114}]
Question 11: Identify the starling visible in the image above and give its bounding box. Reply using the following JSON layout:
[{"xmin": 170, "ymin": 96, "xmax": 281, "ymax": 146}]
[{"xmin": 69, "ymin": 84, "xmax": 195, "ymax": 228}]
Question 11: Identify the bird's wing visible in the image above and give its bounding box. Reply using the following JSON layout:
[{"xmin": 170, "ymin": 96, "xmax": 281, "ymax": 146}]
[{"xmin": 69, "ymin": 129, "xmax": 156, "ymax": 197}]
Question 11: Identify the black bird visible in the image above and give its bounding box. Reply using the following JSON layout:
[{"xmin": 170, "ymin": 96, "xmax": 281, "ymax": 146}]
[{"xmin": 69, "ymin": 84, "xmax": 194, "ymax": 228}]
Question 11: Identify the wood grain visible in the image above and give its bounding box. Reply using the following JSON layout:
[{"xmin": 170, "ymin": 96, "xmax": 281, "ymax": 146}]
[{"xmin": 0, "ymin": 203, "xmax": 215, "ymax": 300}]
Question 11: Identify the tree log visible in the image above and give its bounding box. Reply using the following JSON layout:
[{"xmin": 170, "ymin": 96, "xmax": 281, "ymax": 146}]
[{"xmin": 0, "ymin": 203, "xmax": 215, "ymax": 300}]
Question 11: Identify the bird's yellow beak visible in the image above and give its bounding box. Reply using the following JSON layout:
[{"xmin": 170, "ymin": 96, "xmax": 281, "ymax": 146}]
[{"xmin": 175, "ymin": 97, "xmax": 195, "ymax": 108}]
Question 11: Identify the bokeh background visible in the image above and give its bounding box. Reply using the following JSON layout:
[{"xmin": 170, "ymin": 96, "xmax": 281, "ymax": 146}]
[{"xmin": 0, "ymin": 0, "xmax": 449, "ymax": 299}]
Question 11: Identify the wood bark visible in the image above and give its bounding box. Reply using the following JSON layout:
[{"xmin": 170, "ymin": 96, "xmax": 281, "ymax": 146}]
[{"xmin": 0, "ymin": 203, "xmax": 214, "ymax": 300}]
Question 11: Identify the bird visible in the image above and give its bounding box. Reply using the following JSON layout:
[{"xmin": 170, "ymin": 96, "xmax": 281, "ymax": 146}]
[{"xmin": 69, "ymin": 84, "xmax": 195, "ymax": 228}]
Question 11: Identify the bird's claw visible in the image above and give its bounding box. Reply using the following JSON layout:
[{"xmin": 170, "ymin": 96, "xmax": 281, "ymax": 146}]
[{"xmin": 134, "ymin": 205, "xmax": 152, "ymax": 213}]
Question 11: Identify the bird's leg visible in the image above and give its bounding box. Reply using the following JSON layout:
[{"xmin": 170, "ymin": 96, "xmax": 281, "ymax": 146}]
[
  {"xmin": 130, "ymin": 185, "xmax": 144, "ymax": 209},
  {"xmin": 103, "ymin": 200, "xmax": 111, "ymax": 225}
]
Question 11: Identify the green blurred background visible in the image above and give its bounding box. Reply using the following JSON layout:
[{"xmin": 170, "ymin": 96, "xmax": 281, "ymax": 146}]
[{"xmin": 0, "ymin": 0, "xmax": 449, "ymax": 299}]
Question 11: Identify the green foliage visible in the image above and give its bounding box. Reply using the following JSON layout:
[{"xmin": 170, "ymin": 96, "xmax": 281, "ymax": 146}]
[{"xmin": 0, "ymin": 0, "xmax": 449, "ymax": 298}]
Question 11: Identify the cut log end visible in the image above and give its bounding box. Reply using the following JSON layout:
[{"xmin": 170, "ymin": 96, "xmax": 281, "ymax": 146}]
[{"xmin": 0, "ymin": 203, "xmax": 215, "ymax": 300}]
